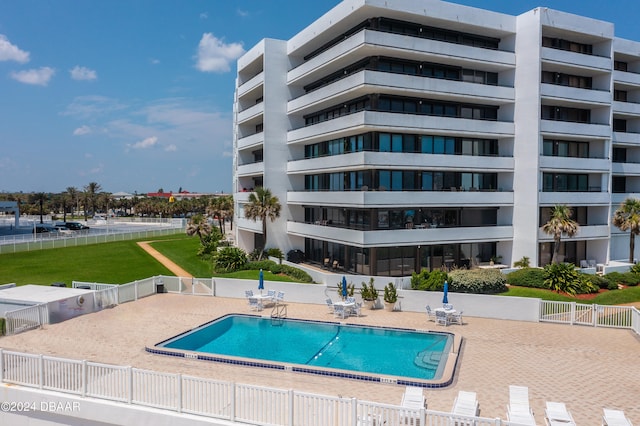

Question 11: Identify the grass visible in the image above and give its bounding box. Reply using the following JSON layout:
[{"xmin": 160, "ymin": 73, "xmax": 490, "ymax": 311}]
[
  {"xmin": 0, "ymin": 235, "xmax": 177, "ymax": 286},
  {"xmin": 149, "ymin": 236, "xmax": 213, "ymax": 277},
  {"xmin": 500, "ymin": 284, "xmax": 640, "ymax": 305}
]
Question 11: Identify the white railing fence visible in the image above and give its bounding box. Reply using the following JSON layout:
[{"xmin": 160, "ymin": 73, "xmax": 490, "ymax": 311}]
[
  {"xmin": 0, "ymin": 349, "xmax": 521, "ymax": 426},
  {"xmin": 4, "ymin": 303, "xmax": 49, "ymax": 335},
  {"xmin": 72, "ymin": 282, "xmax": 118, "ymax": 291},
  {"xmin": 539, "ymin": 301, "xmax": 638, "ymax": 333}
]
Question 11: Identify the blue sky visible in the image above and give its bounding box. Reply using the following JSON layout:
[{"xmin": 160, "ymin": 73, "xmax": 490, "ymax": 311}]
[{"xmin": 1, "ymin": 0, "xmax": 639, "ymax": 195}]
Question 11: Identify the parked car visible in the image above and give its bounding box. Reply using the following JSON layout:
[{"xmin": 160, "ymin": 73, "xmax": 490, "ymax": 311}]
[
  {"xmin": 58, "ymin": 222, "xmax": 90, "ymax": 231},
  {"xmin": 33, "ymin": 224, "xmax": 60, "ymax": 235}
]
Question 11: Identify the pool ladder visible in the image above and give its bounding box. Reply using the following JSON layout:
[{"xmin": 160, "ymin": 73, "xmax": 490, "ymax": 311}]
[{"xmin": 270, "ymin": 303, "xmax": 287, "ymax": 325}]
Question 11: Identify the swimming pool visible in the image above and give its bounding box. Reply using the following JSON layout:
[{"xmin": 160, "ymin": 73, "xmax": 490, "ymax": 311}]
[{"xmin": 149, "ymin": 314, "xmax": 458, "ymax": 387}]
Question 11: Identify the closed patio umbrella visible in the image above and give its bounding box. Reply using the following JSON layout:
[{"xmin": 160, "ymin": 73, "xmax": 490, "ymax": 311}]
[
  {"xmin": 342, "ymin": 276, "xmax": 348, "ymax": 300},
  {"xmin": 442, "ymin": 280, "xmax": 449, "ymax": 304},
  {"xmin": 258, "ymin": 269, "xmax": 264, "ymax": 295}
]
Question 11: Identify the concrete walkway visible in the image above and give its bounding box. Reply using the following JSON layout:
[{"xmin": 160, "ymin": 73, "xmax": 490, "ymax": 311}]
[{"xmin": 137, "ymin": 241, "xmax": 193, "ymax": 278}]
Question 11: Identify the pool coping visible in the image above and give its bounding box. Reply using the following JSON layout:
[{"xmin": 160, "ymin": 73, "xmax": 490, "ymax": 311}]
[{"xmin": 146, "ymin": 313, "xmax": 462, "ymax": 388}]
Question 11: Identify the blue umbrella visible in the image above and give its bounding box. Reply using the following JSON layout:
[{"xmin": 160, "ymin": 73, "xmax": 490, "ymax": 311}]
[
  {"xmin": 442, "ymin": 280, "xmax": 449, "ymax": 304},
  {"xmin": 341, "ymin": 276, "xmax": 348, "ymax": 300},
  {"xmin": 258, "ymin": 269, "xmax": 264, "ymax": 294}
]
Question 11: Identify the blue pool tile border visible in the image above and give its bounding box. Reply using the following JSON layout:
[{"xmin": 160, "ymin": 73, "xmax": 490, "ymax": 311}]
[{"xmin": 146, "ymin": 313, "xmax": 459, "ymax": 388}]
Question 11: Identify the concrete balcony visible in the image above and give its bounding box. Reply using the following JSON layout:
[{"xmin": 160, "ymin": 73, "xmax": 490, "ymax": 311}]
[
  {"xmin": 540, "ymin": 83, "xmax": 611, "ymax": 106},
  {"xmin": 237, "ymin": 133, "xmax": 264, "ymax": 151},
  {"xmin": 612, "ymin": 162, "xmax": 640, "ymax": 176},
  {"xmin": 288, "ymin": 30, "xmax": 515, "ymax": 86},
  {"xmin": 236, "ymin": 217, "xmax": 262, "ymax": 233},
  {"xmin": 287, "ymin": 190, "xmax": 513, "ymax": 208},
  {"xmin": 236, "ymin": 162, "xmax": 264, "ymax": 177},
  {"xmin": 287, "ymin": 152, "xmax": 514, "ymax": 174},
  {"xmin": 541, "ymin": 47, "xmax": 611, "ymax": 72},
  {"xmin": 538, "ymin": 224, "xmax": 609, "ymax": 241},
  {"xmin": 539, "ymin": 191, "xmax": 611, "ymax": 205},
  {"xmin": 613, "ymin": 101, "xmax": 640, "ymax": 117},
  {"xmin": 540, "ymin": 120, "xmax": 611, "ymax": 139},
  {"xmin": 288, "ymin": 70, "xmax": 514, "ymax": 115},
  {"xmin": 237, "ymin": 71, "xmax": 264, "ymax": 99},
  {"xmin": 539, "ymin": 156, "xmax": 610, "ymax": 172},
  {"xmin": 613, "ymin": 70, "xmax": 640, "ymax": 88},
  {"xmin": 237, "ymin": 102, "xmax": 264, "ymax": 125},
  {"xmin": 612, "ymin": 192, "xmax": 640, "ymax": 205},
  {"xmin": 287, "ymin": 111, "xmax": 514, "ymax": 146},
  {"xmin": 287, "ymin": 221, "xmax": 513, "ymax": 247}
]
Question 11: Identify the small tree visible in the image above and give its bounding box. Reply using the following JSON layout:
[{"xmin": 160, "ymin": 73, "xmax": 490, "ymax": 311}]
[
  {"xmin": 612, "ymin": 198, "xmax": 640, "ymax": 264},
  {"xmin": 186, "ymin": 214, "xmax": 212, "ymax": 244},
  {"xmin": 543, "ymin": 263, "xmax": 583, "ymax": 296},
  {"xmin": 243, "ymin": 187, "xmax": 281, "ymax": 260},
  {"xmin": 542, "ymin": 205, "xmax": 579, "ymax": 264}
]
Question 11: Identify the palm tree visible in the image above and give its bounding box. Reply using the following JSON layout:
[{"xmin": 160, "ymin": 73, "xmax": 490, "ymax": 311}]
[
  {"xmin": 186, "ymin": 214, "xmax": 212, "ymax": 244},
  {"xmin": 541, "ymin": 204, "xmax": 579, "ymax": 264},
  {"xmin": 207, "ymin": 195, "xmax": 233, "ymax": 236},
  {"xmin": 612, "ymin": 197, "xmax": 640, "ymax": 264},
  {"xmin": 66, "ymin": 186, "xmax": 78, "ymax": 218},
  {"xmin": 243, "ymin": 187, "xmax": 281, "ymax": 259},
  {"xmin": 84, "ymin": 182, "xmax": 102, "ymax": 216}
]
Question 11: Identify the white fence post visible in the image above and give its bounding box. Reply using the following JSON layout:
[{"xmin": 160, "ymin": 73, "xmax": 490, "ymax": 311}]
[
  {"xmin": 128, "ymin": 366, "xmax": 133, "ymax": 404},
  {"xmin": 82, "ymin": 360, "xmax": 87, "ymax": 397},
  {"xmin": 288, "ymin": 389, "xmax": 294, "ymax": 426},
  {"xmin": 177, "ymin": 373, "xmax": 182, "ymax": 413},
  {"xmin": 0, "ymin": 349, "xmax": 3, "ymax": 382},
  {"xmin": 570, "ymin": 302, "xmax": 576, "ymax": 325},
  {"xmin": 230, "ymin": 382, "xmax": 236, "ymax": 421},
  {"xmin": 352, "ymin": 397, "xmax": 358, "ymax": 426},
  {"xmin": 39, "ymin": 354, "xmax": 44, "ymax": 389}
]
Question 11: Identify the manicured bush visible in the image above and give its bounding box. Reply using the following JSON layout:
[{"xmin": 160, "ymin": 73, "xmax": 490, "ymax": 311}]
[
  {"xmin": 543, "ymin": 263, "xmax": 593, "ymax": 296},
  {"xmin": 605, "ymin": 271, "xmax": 640, "ymax": 286},
  {"xmin": 506, "ymin": 267, "xmax": 546, "ymax": 288},
  {"xmin": 278, "ymin": 265, "xmax": 313, "ymax": 283},
  {"xmin": 0, "ymin": 317, "xmax": 4, "ymax": 336},
  {"xmin": 266, "ymin": 248, "xmax": 284, "ymax": 262},
  {"xmin": 448, "ymin": 268, "xmax": 507, "ymax": 294},
  {"xmin": 411, "ymin": 269, "xmax": 448, "ymax": 291},
  {"xmin": 584, "ymin": 273, "xmax": 613, "ymax": 290},
  {"xmin": 513, "ymin": 256, "xmax": 531, "ymax": 268},
  {"xmin": 245, "ymin": 260, "xmax": 278, "ymax": 271}
]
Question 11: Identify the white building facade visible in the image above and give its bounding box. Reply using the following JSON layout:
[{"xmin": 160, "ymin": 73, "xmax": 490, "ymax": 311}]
[{"xmin": 232, "ymin": 0, "xmax": 640, "ymax": 276}]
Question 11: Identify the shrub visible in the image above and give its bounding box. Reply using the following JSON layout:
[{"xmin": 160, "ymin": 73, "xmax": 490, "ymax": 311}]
[
  {"xmin": 0, "ymin": 317, "xmax": 4, "ymax": 336},
  {"xmin": 384, "ymin": 282, "xmax": 398, "ymax": 303},
  {"xmin": 448, "ymin": 268, "xmax": 507, "ymax": 294},
  {"xmin": 605, "ymin": 271, "xmax": 640, "ymax": 286},
  {"xmin": 197, "ymin": 228, "xmax": 222, "ymax": 259},
  {"xmin": 410, "ymin": 270, "xmax": 448, "ymax": 291},
  {"xmin": 278, "ymin": 265, "xmax": 313, "ymax": 283},
  {"xmin": 245, "ymin": 260, "xmax": 278, "ymax": 271},
  {"xmin": 213, "ymin": 247, "xmax": 248, "ymax": 272},
  {"xmin": 583, "ymin": 273, "xmax": 611, "ymax": 290},
  {"xmin": 360, "ymin": 278, "xmax": 379, "ymax": 300},
  {"xmin": 506, "ymin": 268, "xmax": 546, "ymax": 288},
  {"xmin": 266, "ymin": 248, "xmax": 284, "ymax": 262},
  {"xmin": 513, "ymin": 256, "xmax": 531, "ymax": 268},
  {"xmin": 630, "ymin": 263, "xmax": 640, "ymax": 274},
  {"xmin": 543, "ymin": 263, "xmax": 584, "ymax": 296},
  {"xmin": 337, "ymin": 280, "xmax": 355, "ymax": 297}
]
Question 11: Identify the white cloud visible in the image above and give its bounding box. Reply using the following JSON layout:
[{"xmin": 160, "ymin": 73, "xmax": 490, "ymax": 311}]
[
  {"xmin": 73, "ymin": 125, "xmax": 92, "ymax": 136},
  {"xmin": 195, "ymin": 33, "xmax": 245, "ymax": 73},
  {"xmin": 130, "ymin": 136, "xmax": 158, "ymax": 149},
  {"xmin": 10, "ymin": 67, "xmax": 54, "ymax": 86},
  {"xmin": 0, "ymin": 34, "xmax": 29, "ymax": 63},
  {"xmin": 237, "ymin": 9, "xmax": 249, "ymax": 17},
  {"xmin": 199, "ymin": 12, "xmax": 208, "ymax": 19},
  {"xmin": 164, "ymin": 144, "xmax": 177, "ymax": 152},
  {"xmin": 62, "ymin": 95, "xmax": 127, "ymax": 119},
  {"xmin": 70, "ymin": 66, "xmax": 97, "ymax": 81},
  {"xmin": 150, "ymin": 58, "xmax": 160, "ymax": 65}
]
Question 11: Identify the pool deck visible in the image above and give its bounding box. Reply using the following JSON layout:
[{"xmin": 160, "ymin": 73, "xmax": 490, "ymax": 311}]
[{"xmin": 1, "ymin": 294, "xmax": 638, "ymax": 424}]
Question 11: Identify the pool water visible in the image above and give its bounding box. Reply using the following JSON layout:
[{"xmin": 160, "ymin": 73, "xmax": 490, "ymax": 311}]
[{"xmin": 158, "ymin": 315, "xmax": 453, "ymax": 381}]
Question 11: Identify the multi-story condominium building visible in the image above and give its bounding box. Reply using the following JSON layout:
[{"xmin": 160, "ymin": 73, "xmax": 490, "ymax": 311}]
[{"xmin": 232, "ymin": 0, "xmax": 640, "ymax": 276}]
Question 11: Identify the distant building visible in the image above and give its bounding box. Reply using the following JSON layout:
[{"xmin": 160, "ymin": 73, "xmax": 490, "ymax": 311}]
[{"xmin": 233, "ymin": 0, "xmax": 640, "ymax": 275}]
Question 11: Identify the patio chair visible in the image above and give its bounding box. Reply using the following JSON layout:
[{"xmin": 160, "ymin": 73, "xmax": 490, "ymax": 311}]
[
  {"xmin": 451, "ymin": 310, "xmax": 463, "ymax": 325},
  {"xmin": 333, "ymin": 304, "xmax": 348, "ymax": 319},
  {"xmin": 545, "ymin": 401, "xmax": 575, "ymax": 426},
  {"xmin": 276, "ymin": 291, "xmax": 285, "ymax": 304},
  {"xmin": 248, "ymin": 297, "xmax": 263, "ymax": 311},
  {"xmin": 325, "ymin": 298, "xmax": 335, "ymax": 313},
  {"xmin": 245, "ymin": 290, "xmax": 254, "ymax": 298},
  {"xmin": 443, "ymin": 303, "xmax": 453, "ymax": 310},
  {"xmin": 580, "ymin": 260, "xmax": 589, "ymax": 268},
  {"xmin": 347, "ymin": 296, "xmax": 356, "ymax": 304},
  {"xmin": 435, "ymin": 310, "xmax": 449, "ymax": 326},
  {"xmin": 507, "ymin": 385, "xmax": 536, "ymax": 426},
  {"xmin": 602, "ymin": 408, "xmax": 633, "ymax": 426},
  {"xmin": 451, "ymin": 390, "xmax": 479, "ymax": 417},
  {"xmin": 426, "ymin": 305, "xmax": 435, "ymax": 322},
  {"xmin": 350, "ymin": 302, "xmax": 362, "ymax": 317}
]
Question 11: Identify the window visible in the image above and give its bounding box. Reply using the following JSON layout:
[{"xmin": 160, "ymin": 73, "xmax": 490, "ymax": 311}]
[
  {"xmin": 614, "ymin": 119, "xmax": 628, "ymax": 132},
  {"xmin": 612, "ymin": 176, "xmax": 626, "ymax": 193},
  {"xmin": 542, "ymin": 37, "xmax": 593, "ymax": 55},
  {"xmin": 613, "ymin": 148, "xmax": 627, "ymax": 163},
  {"xmin": 542, "ymin": 139, "xmax": 589, "ymax": 158},
  {"xmin": 541, "ymin": 106, "xmax": 590, "ymax": 123},
  {"xmin": 615, "ymin": 61, "xmax": 628, "ymax": 72},
  {"xmin": 541, "ymin": 71, "xmax": 592, "ymax": 89},
  {"xmin": 615, "ymin": 90, "xmax": 628, "ymax": 102},
  {"xmin": 542, "ymin": 173, "xmax": 589, "ymax": 192}
]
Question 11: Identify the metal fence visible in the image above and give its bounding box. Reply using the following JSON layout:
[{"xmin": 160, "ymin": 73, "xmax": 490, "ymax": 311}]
[
  {"xmin": 539, "ymin": 300, "xmax": 639, "ymax": 334},
  {"xmin": 0, "ymin": 349, "xmax": 514, "ymax": 425}
]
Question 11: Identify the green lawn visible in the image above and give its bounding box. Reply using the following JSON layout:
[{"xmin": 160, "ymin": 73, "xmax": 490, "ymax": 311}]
[
  {"xmin": 0, "ymin": 236, "xmax": 176, "ymax": 286},
  {"xmin": 500, "ymin": 284, "xmax": 640, "ymax": 305},
  {"xmin": 149, "ymin": 236, "xmax": 213, "ymax": 277}
]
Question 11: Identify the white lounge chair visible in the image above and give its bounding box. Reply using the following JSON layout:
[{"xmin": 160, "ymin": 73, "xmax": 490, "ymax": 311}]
[
  {"xmin": 350, "ymin": 302, "xmax": 362, "ymax": 317},
  {"xmin": 545, "ymin": 401, "xmax": 575, "ymax": 426},
  {"xmin": 507, "ymin": 385, "xmax": 536, "ymax": 426},
  {"xmin": 603, "ymin": 408, "xmax": 633, "ymax": 426},
  {"xmin": 435, "ymin": 310, "xmax": 449, "ymax": 326},
  {"xmin": 451, "ymin": 390, "xmax": 479, "ymax": 418},
  {"xmin": 275, "ymin": 291, "xmax": 285, "ymax": 304},
  {"xmin": 401, "ymin": 386, "xmax": 427, "ymax": 409},
  {"xmin": 451, "ymin": 310, "xmax": 464, "ymax": 325}
]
